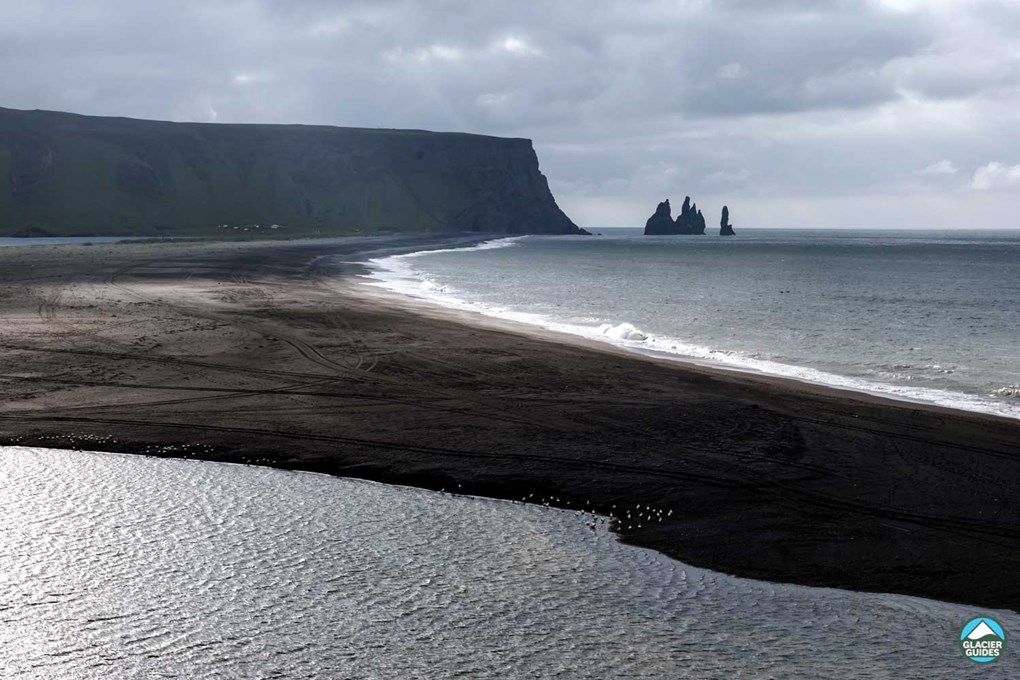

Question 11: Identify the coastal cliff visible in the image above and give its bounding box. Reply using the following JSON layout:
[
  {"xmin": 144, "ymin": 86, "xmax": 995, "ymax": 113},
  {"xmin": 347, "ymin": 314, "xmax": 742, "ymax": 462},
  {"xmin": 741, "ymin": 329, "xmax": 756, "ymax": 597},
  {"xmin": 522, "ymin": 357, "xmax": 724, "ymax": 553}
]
[{"xmin": 0, "ymin": 107, "xmax": 581, "ymax": 237}]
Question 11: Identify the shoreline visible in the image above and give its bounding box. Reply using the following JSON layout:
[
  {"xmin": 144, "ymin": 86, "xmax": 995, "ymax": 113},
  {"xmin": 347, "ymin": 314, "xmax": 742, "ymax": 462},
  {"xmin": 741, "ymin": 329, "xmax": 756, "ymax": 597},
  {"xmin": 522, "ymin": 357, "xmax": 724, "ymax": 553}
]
[
  {"xmin": 354, "ymin": 248, "xmax": 1019, "ymax": 428},
  {"xmin": 12, "ymin": 442, "xmax": 1020, "ymax": 630},
  {"xmin": 1, "ymin": 234, "xmax": 1019, "ymax": 611},
  {"xmin": 361, "ymin": 236, "xmax": 1020, "ymax": 421}
]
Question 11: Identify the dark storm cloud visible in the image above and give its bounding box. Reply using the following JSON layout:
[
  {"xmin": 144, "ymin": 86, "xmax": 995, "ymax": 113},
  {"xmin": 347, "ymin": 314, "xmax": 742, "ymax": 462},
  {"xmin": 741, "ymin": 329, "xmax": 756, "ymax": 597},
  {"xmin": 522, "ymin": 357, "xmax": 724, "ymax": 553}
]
[{"xmin": 2, "ymin": 0, "xmax": 1018, "ymax": 227}]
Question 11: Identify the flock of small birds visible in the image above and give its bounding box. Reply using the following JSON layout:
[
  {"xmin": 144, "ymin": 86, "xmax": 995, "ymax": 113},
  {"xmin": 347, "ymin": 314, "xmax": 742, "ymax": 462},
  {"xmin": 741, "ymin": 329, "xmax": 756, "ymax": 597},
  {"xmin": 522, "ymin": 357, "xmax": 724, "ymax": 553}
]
[
  {"xmin": 4, "ymin": 433, "xmax": 121, "ymax": 449},
  {"xmin": 3, "ymin": 434, "xmax": 218, "ymax": 460},
  {"xmin": 489, "ymin": 492, "xmax": 675, "ymax": 534}
]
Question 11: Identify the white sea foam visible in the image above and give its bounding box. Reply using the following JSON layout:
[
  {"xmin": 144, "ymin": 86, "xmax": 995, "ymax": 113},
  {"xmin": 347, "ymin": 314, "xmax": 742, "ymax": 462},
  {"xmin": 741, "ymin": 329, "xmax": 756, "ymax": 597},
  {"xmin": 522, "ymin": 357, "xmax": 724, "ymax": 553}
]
[
  {"xmin": 362, "ymin": 240, "xmax": 1020, "ymax": 420},
  {"xmin": 599, "ymin": 322, "xmax": 649, "ymax": 341},
  {"xmin": 994, "ymin": 385, "xmax": 1020, "ymax": 398},
  {"xmin": 397, "ymin": 236, "xmax": 525, "ymax": 260}
]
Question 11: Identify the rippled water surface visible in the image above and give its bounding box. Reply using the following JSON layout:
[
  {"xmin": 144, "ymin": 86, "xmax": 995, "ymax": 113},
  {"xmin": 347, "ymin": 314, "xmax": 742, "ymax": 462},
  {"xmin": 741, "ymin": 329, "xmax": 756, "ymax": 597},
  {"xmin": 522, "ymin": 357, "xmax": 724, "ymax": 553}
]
[{"xmin": 1, "ymin": 447, "xmax": 1016, "ymax": 678}]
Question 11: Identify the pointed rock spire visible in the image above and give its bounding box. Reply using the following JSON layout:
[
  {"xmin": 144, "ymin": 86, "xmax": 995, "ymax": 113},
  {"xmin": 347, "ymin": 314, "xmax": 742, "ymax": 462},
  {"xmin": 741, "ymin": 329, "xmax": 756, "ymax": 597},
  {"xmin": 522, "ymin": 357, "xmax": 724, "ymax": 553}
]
[
  {"xmin": 644, "ymin": 199, "xmax": 675, "ymax": 235},
  {"xmin": 720, "ymin": 205, "xmax": 735, "ymax": 236}
]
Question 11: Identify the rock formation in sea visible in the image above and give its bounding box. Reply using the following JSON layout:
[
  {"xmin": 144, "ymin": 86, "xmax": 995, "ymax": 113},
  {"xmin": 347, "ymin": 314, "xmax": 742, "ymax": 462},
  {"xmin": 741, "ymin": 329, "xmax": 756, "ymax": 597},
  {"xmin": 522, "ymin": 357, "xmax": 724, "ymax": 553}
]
[
  {"xmin": 642, "ymin": 195, "xmax": 712, "ymax": 235},
  {"xmin": 720, "ymin": 206, "xmax": 735, "ymax": 236},
  {"xmin": 643, "ymin": 200, "xmax": 676, "ymax": 235},
  {"xmin": 0, "ymin": 106, "xmax": 582, "ymax": 237}
]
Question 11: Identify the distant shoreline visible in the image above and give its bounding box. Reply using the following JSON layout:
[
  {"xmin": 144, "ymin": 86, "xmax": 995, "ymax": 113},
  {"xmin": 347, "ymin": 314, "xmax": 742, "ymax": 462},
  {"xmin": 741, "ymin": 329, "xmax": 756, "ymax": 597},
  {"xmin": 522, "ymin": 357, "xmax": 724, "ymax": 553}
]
[{"xmin": 1, "ymin": 234, "xmax": 1018, "ymax": 611}]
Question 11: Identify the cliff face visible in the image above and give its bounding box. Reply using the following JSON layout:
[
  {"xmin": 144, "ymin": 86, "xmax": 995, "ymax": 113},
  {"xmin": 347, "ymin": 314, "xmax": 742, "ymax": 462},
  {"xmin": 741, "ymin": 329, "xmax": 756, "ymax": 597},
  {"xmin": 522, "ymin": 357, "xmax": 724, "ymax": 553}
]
[{"xmin": 0, "ymin": 107, "xmax": 580, "ymax": 236}]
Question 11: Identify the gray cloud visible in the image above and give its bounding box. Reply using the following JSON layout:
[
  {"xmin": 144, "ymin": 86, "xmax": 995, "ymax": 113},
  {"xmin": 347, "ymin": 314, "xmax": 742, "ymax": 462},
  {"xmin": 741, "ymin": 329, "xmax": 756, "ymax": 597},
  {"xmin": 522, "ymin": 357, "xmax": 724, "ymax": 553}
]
[{"xmin": 1, "ymin": 0, "xmax": 1019, "ymax": 227}]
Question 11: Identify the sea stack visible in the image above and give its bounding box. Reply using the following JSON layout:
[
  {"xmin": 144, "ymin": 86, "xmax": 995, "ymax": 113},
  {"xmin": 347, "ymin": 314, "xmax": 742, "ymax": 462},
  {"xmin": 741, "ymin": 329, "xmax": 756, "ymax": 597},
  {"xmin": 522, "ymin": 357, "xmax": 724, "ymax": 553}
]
[
  {"xmin": 644, "ymin": 200, "xmax": 675, "ymax": 235},
  {"xmin": 677, "ymin": 197, "xmax": 706, "ymax": 234},
  {"xmin": 643, "ymin": 195, "xmax": 708, "ymax": 235},
  {"xmin": 720, "ymin": 206, "xmax": 735, "ymax": 236},
  {"xmin": 695, "ymin": 207, "xmax": 707, "ymax": 235}
]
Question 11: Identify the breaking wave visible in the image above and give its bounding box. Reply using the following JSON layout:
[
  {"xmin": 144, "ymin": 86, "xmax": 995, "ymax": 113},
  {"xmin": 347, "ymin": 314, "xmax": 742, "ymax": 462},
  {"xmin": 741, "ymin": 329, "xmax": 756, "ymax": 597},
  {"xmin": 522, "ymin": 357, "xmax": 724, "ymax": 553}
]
[{"xmin": 599, "ymin": 323, "xmax": 649, "ymax": 341}]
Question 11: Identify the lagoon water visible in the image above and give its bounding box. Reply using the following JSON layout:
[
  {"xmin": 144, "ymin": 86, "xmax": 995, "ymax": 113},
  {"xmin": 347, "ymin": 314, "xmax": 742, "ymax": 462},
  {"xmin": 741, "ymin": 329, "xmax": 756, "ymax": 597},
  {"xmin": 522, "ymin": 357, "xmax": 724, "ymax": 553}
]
[
  {"xmin": 366, "ymin": 229, "xmax": 1020, "ymax": 419},
  {"xmin": 2, "ymin": 446, "xmax": 1016, "ymax": 678}
]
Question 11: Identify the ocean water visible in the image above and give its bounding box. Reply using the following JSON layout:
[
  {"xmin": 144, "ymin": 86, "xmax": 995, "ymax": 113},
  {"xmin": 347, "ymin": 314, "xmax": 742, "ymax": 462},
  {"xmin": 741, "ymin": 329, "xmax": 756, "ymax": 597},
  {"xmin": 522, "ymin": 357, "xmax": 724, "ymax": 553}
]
[
  {"xmin": 365, "ymin": 229, "xmax": 1020, "ymax": 419},
  {"xmin": 1, "ymin": 446, "xmax": 1016, "ymax": 678}
]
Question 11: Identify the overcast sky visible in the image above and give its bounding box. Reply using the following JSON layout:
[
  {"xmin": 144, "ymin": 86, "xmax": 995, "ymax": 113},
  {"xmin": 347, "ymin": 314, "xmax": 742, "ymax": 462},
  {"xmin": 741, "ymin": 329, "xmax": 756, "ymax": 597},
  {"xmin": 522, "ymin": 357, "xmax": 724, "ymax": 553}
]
[{"xmin": 3, "ymin": 0, "xmax": 1019, "ymax": 228}]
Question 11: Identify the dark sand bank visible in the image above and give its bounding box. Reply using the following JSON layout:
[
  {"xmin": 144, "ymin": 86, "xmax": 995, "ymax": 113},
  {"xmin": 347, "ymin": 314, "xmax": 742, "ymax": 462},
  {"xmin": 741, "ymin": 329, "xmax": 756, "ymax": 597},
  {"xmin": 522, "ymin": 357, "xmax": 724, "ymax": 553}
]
[{"xmin": 1, "ymin": 235, "xmax": 1018, "ymax": 610}]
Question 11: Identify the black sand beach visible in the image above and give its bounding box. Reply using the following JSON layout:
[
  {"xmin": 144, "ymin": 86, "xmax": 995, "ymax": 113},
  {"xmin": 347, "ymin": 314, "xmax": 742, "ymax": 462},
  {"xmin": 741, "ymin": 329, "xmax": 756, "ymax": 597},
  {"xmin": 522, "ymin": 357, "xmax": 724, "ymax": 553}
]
[{"xmin": 1, "ymin": 235, "xmax": 1018, "ymax": 610}]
